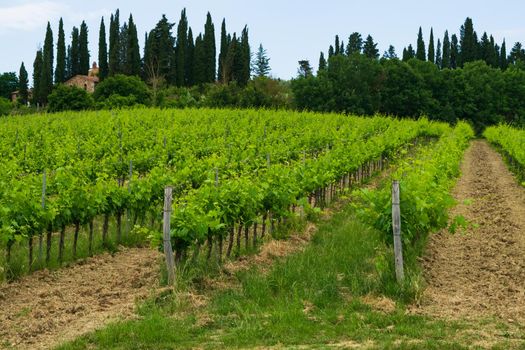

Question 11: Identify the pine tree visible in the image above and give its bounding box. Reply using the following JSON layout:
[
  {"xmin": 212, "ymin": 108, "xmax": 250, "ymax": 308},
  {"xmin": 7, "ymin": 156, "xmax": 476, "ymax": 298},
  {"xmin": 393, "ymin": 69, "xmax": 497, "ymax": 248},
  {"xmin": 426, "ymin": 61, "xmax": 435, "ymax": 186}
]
[
  {"xmin": 334, "ymin": 35, "xmax": 340, "ymax": 55},
  {"xmin": 55, "ymin": 18, "xmax": 66, "ymax": 83},
  {"xmin": 500, "ymin": 40, "xmax": 508, "ymax": 70},
  {"xmin": 479, "ymin": 32, "xmax": 491, "ymax": 66},
  {"xmin": 175, "ymin": 9, "xmax": 188, "ymax": 86},
  {"xmin": 297, "ymin": 60, "xmax": 313, "ymax": 78},
  {"xmin": 126, "ymin": 14, "xmax": 141, "ymax": 76},
  {"xmin": 402, "ymin": 44, "xmax": 415, "ymax": 61},
  {"xmin": 18, "ymin": 62, "xmax": 29, "ymax": 105},
  {"xmin": 428, "ymin": 28, "xmax": 435, "ymax": 63},
  {"xmin": 143, "ymin": 15, "xmax": 175, "ymax": 84},
  {"xmin": 362, "ymin": 35, "xmax": 379, "ymax": 59},
  {"xmin": 186, "ymin": 28, "xmax": 195, "ymax": 85},
  {"xmin": 459, "ymin": 17, "xmax": 477, "ymax": 65},
  {"xmin": 435, "ymin": 39, "xmax": 442, "ymax": 68},
  {"xmin": 79, "ymin": 21, "xmax": 90, "ymax": 75},
  {"xmin": 253, "ymin": 44, "xmax": 271, "ymax": 77},
  {"xmin": 416, "ymin": 27, "xmax": 426, "ymax": 61},
  {"xmin": 442, "ymin": 31, "xmax": 451, "ymax": 69},
  {"xmin": 509, "ymin": 42, "xmax": 525, "ymax": 65},
  {"xmin": 71, "ymin": 27, "xmax": 80, "ymax": 76},
  {"xmin": 109, "ymin": 10, "xmax": 121, "ymax": 76},
  {"xmin": 318, "ymin": 52, "xmax": 327, "ymax": 71},
  {"xmin": 40, "ymin": 22, "xmax": 54, "ymax": 104},
  {"xmin": 202, "ymin": 13, "xmax": 217, "ymax": 83},
  {"xmin": 218, "ymin": 19, "xmax": 229, "ymax": 82},
  {"xmin": 98, "ymin": 17, "xmax": 108, "ymax": 80},
  {"xmin": 346, "ymin": 33, "xmax": 362, "ymax": 55},
  {"xmin": 450, "ymin": 34, "xmax": 459, "ymax": 69},
  {"xmin": 383, "ymin": 45, "xmax": 397, "ymax": 59},
  {"xmin": 32, "ymin": 50, "xmax": 43, "ymax": 105}
]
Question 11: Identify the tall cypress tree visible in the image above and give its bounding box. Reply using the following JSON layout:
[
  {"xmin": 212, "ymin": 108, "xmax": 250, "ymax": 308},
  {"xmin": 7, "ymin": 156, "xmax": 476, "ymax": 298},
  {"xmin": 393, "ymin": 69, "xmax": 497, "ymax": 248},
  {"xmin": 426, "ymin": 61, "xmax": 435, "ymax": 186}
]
[
  {"xmin": 71, "ymin": 27, "xmax": 80, "ymax": 76},
  {"xmin": 79, "ymin": 21, "xmax": 90, "ymax": 75},
  {"xmin": 186, "ymin": 28, "xmax": 195, "ymax": 85},
  {"xmin": 488, "ymin": 35, "xmax": 498, "ymax": 68},
  {"xmin": 40, "ymin": 22, "xmax": 54, "ymax": 103},
  {"xmin": 239, "ymin": 26, "xmax": 251, "ymax": 86},
  {"xmin": 175, "ymin": 9, "xmax": 188, "ymax": 86},
  {"xmin": 66, "ymin": 45, "xmax": 72, "ymax": 79},
  {"xmin": 32, "ymin": 50, "xmax": 43, "ymax": 105},
  {"xmin": 442, "ymin": 31, "xmax": 451, "ymax": 69},
  {"xmin": 218, "ymin": 19, "xmax": 228, "ymax": 82},
  {"xmin": 202, "ymin": 12, "xmax": 216, "ymax": 83},
  {"xmin": 402, "ymin": 44, "xmax": 415, "ymax": 61},
  {"xmin": 428, "ymin": 28, "xmax": 435, "ymax": 63},
  {"xmin": 435, "ymin": 39, "xmax": 442, "ymax": 68},
  {"xmin": 143, "ymin": 15, "xmax": 175, "ymax": 84},
  {"xmin": 346, "ymin": 32, "xmax": 362, "ymax": 55},
  {"xmin": 55, "ymin": 18, "xmax": 66, "ymax": 83},
  {"xmin": 362, "ymin": 35, "xmax": 379, "ymax": 59},
  {"xmin": 119, "ymin": 22, "xmax": 128, "ymax": 74},
  {"xmin": 193, "ymin": 33, "xmax": 206, "ymax": 84},
  {"xmin": 416, "ymin": 27, "xmax": 426, "ymax": 61},
  {"xmin": 450, "ymin": 34, "xmax": 459, "ymax": 69},
  {"xmin": 126, "ymin": 14, "xmax": 141, "ymax": 76},
  {"xmin": 18, "ymin": 62, "xmax": 29, "ymax": 105},
  {"xmin": 98, "ymin": 17, "xmax": 108, "ymax": 80},
  {"xmin": 109, "ymin": 10, "xmax": 121, "ymax": 76},
  {"xmin": 318, "ymin": 52, "xmax": 327, "ymax": 71},
  {"xmin": 334, "ymin": 35, "xmax": 340, "ymax": 55},
  {"xmin": 459, "ymin": 17, "xmax": 477, "ymax": 66},
  {"xmin": 328, "ymin": 45, "xmax": 335, "ymax": 58},
  {"xmin": 500, "ymin": 40, "xmax": 508, "ymax": 70}
]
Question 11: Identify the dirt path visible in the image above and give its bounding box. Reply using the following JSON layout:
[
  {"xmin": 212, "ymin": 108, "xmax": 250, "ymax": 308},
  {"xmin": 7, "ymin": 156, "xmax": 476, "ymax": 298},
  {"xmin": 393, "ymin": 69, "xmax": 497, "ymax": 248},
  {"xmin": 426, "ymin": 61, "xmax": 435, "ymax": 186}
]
[
  {"xmin": 417, "ymin": 140, "xmax": 525, "ymax": 323},
  {"xmin": 0, "ymin": 247, "xmax": 161, "ymax": 350}
]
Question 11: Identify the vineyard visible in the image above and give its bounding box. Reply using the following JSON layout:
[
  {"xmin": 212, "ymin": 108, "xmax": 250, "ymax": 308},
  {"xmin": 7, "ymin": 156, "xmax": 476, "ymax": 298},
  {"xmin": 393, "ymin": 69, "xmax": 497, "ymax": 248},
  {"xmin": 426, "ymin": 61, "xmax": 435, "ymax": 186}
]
[{"xmin": 0, "ymin": 108, "xmax": 451, "ymax": 281}]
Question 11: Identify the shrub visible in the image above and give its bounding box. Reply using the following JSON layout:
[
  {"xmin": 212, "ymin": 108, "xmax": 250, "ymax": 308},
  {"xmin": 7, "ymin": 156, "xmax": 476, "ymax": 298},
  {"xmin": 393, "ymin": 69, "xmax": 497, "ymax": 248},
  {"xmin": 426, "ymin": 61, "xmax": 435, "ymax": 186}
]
[
  {"xmin": 47, "ymin": 85, "xmax": 94, "ymax": 112},
  {"xmin": 0, "ymin": 97, "xmax": 13, "ymax": 116},
  {"xmin": 94, "ymin": 75, "xmax": 151, "ymax": 106}
]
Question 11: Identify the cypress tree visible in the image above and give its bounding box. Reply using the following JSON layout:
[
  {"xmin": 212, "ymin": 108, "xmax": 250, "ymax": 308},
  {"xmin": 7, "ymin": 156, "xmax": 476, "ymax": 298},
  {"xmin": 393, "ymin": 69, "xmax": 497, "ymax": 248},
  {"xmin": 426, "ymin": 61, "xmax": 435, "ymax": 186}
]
[
  {"xmin": 402, "ymin": 44, "xmax": 415, "ymax": 61},
  {"xmin": 239, "ymin": 26, "xmax": 251, "ymax": 86},
  {"xmin": 442, "ymin": 31, "xmax": 451, "ymax": 69},
  {"xmin": 218, "ymin": 19, "xmax": 228, "ymax": 82},
  {"xmin": 71, "ymin": 27, "xmax": 80, "ymax": 76},
  {"xmin": 318, "ymin": 52, "xmax": 327, "ymax": 71},
  {"xmin": 79, "ymin": 21, "xmax": 90, "ymax": 75},
  {"xmin": 488, "ymin": 35, "xmax": 498, "ymax": 68},
  {"xmin": 362, "ymin": 35, "xmax": 379, "ymax": 59},
  {"xmin": 479, "ymin": 32, "xmax": 491, "ymax": 65},
  {"xmin": 383, "ymin": 45, "xmax": 397, "ymax": 59},
  {"xmin": 416, "ymin": 27, "xmax": 426, "ymax": 61},
  {"xmin": 175, "ymin": 9, "xmax": 188, "ymax": 86},
  {"xmin": 119, "ymin": 22, "xmax": 128, "ymax": 74},
  {"xmin": 143, "ymin": 15, "xmax": 175, "ymax": 84},
  {"xmin": 459, "ymin": 17, "xmax": 477, "ymax": 65},
  {"xmin": 334, "ymin": 35, "xmax": 340, "ymax": 55},
  {"xmin": 66, "ymin": 45, "xmax": 72, "ymax": 79},
  {"xmin": 193, "ymin": 33, "xmax": 206, "ymax": 84},
  {"xmin": 428, "ymin": 28, "xmax": 435, "ymax": 63},
  {"xmin": 328, "ymin": 45, "xmax": 335, "ymax": 58},
  {"xmin": 32, "ymin": 50, "xmax": 43, "ymax": 105},
  {"xmin": 346, "ymin": 32, "xmax": 362, "ymax": 55},
  {"xmin": 19, "ymin": 62, "xmax": 29, "ymax": 105},
  {"xmin": 435, "ymin": 39, "xmax": 442, "ymax": 68},
  {"xmin": 109, "ymin": 10, "xmax": 121, "ymax": 76},
  {"xmin": 98, "ymin": 17, "xmax": 108, "ymax": 80},
  {"xmin": 55, "ymin": 18, "xmax": 66, "ymax": 83},
  {"xmin": 500, "ymin": 40, "xmax": 508, "ymax": 70},
  {"xmin": 450, "ymin": 34, "xmax": 459, "ymax": 69},
  {"xmin": 126, "ymin": 14, "xmax": 141, "ymax": 76},
  {"xmin": 40, "ymin": 22, "xmax": 54, "ymax": 103},
  {"xmin": 186, "ymin": 28, "xmax": 195, "ymax": 85},
  {"xmin": 202, "ymin": 13, "xmax": 216, "ymax": 83}
]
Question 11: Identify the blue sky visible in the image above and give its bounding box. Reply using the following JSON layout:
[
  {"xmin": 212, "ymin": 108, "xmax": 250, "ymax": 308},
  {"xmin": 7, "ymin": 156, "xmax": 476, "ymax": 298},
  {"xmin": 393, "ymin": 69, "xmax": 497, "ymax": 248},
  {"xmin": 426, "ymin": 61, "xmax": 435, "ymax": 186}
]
[{"xmin": 0, "ymin": 0, "xmax": 524, "ymax": 80}]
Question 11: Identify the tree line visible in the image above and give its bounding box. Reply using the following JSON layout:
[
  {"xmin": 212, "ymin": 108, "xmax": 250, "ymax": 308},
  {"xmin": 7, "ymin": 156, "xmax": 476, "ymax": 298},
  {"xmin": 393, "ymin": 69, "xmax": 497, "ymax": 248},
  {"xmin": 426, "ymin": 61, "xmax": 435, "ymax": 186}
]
[{"xmin": 293, "ymin": 18, "xmax": 525, "ymax": 133}]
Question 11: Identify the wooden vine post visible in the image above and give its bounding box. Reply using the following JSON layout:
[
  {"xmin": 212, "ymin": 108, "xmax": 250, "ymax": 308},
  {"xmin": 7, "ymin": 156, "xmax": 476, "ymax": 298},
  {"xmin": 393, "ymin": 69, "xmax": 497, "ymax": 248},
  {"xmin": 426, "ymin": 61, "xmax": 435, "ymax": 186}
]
[
  {"xmin": 163, "ymin": 186, "xmax": 176, "ymax": 286},
  {"xmin": 391, "ymin": 180, "xmax": 404, "ymax": 283}
]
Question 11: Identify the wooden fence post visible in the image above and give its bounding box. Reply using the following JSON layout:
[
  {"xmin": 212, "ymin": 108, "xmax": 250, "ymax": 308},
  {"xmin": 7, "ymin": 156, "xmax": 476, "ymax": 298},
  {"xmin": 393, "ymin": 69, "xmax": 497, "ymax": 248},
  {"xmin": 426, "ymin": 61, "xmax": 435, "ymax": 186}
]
[
  {"xmin": 38, "ymin": 169, "xmax": 46, "ymax": 266},
  {"xmin": 163, "ymin": 186, "xmax": 176, "ymax": 285},
  {"xmin": 392, "ymin": 180, "xmax": 404, "ymax": 283}
]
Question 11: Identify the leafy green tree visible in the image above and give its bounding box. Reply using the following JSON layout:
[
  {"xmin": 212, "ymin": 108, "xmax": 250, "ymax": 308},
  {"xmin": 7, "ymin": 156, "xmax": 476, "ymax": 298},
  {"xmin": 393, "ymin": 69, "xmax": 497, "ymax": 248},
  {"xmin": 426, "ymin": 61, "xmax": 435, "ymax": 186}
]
[
  {"xmin": 346, "ymin": 33, "xmax": 362, "ymax": 55},
  {"xmin": 126, "ymin": 14, "xmax": 141, "ymax": 76},
  {"xmin": 442, "ymin": 31, "xmax": 451, "ymax": 68},
  {"xmin": 18, "ymin": 63, "xmax": 29, "ymax": 104},
  {"xmin": 362, "ymin": 35, "xmax": 379, "ymax": 59},
  {"xmin": 450, "ymin": 34, "xmax": 459, "ymax": 69},
  {"xmin": 428, "ymin": 28, "xmax": 435, "ymax": 63},
  {"xmin": 459, "ymin": 17, "xmax": 478, "ymax": 65},
  {"xmin": 253, "ymin": 44, "xmax": 271, "ymax": 77},
  {"xmin": 318, "ymin": 52, "xmax": 327, "ymax": 71},
  {"xmin": 0, "ymin": 72, "xmax": 18, "ymax": 99},
  {"xmin": 175, "ymin": 9, "xmax": 188, "ymax": 86},
  {"xmin": 297, "ymin": 60, "xmax": 313, "ymax": 78},
  {"xmin": 98, "ymin": 17, "xmax": 109, "ymax": 80},
  {"xmin": 416, "ymin": 27, "xmax": 426, "ymax": 61},
  {"xmin": 79, "ymin": 21, "xmax": 90, "ymax": 75},
  {"xmin": 41, "ymin": 22, "xmax": 54, "ymax": 103},
  {"xmin": 93, "ymin": 74, "xmax": 150, "ymax": 105},
  {"xmin": 70, "ymin": 27, "xmax": 80, "ymax": 76},
  {"xmin": 32, "ymin": 50, "xmax": 43, "ymax": 105},
  {"xmin": 55, "ymin": 18, "xmax": 66, "ymax": 83},
  {"xmin": 109, "ymin": 10, "xmax": 121, "ymax": 76},
  {"xmin": 48, "ymin": 84, "xmax": 94, "ymax": 112}
]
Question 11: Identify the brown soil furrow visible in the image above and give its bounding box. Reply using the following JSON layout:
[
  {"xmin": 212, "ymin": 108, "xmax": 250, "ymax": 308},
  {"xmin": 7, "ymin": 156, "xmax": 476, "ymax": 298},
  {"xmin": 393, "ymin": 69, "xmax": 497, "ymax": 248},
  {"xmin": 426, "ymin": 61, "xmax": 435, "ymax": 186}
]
[
  {"xmin": 416, "ymin": 140, "xmax": 525, "ymax": 322},
  {"xmin": 0, "ymin": 247, "xmax": 161, "ymax": 350}
]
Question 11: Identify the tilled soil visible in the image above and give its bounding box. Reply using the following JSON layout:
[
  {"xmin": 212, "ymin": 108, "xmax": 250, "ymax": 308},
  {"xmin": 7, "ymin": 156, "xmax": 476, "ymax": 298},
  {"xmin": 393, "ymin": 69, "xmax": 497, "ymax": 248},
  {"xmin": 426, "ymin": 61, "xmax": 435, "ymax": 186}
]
[
  {"xmin": 0, "ymin": 247, "xmax": 161, "ymax": 350},
  {"xmin": 417, "ymin": 140, "xmax": 525, "ymax": 322}
]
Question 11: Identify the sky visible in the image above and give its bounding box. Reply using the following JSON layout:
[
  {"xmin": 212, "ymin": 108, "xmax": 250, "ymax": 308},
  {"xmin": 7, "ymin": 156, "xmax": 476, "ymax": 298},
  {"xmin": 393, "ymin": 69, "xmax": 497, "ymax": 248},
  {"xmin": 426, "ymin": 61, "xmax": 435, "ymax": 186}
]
[{"xmin": 0, "ymin": 0, "xmax": 524, "ymax": 81}]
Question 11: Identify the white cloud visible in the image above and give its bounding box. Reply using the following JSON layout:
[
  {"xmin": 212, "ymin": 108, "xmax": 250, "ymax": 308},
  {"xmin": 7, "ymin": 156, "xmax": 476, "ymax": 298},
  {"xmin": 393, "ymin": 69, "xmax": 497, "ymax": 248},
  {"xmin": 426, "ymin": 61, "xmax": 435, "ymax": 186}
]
[{"xmin": 0, "ymin": 1, "xmax": 66, "ymax": 31}]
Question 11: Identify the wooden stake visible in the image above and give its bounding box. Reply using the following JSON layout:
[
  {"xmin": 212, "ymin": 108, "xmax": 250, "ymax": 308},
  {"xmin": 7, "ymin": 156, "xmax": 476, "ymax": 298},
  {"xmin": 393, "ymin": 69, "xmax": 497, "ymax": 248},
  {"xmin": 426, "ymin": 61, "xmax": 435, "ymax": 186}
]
[
  {"xmin": 392, "ymin": 180, "xmax": 404, "ymax": 283},
  {"xmin": 163, "ymin": 186, "xmax": 176, "ymax": 285}
]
